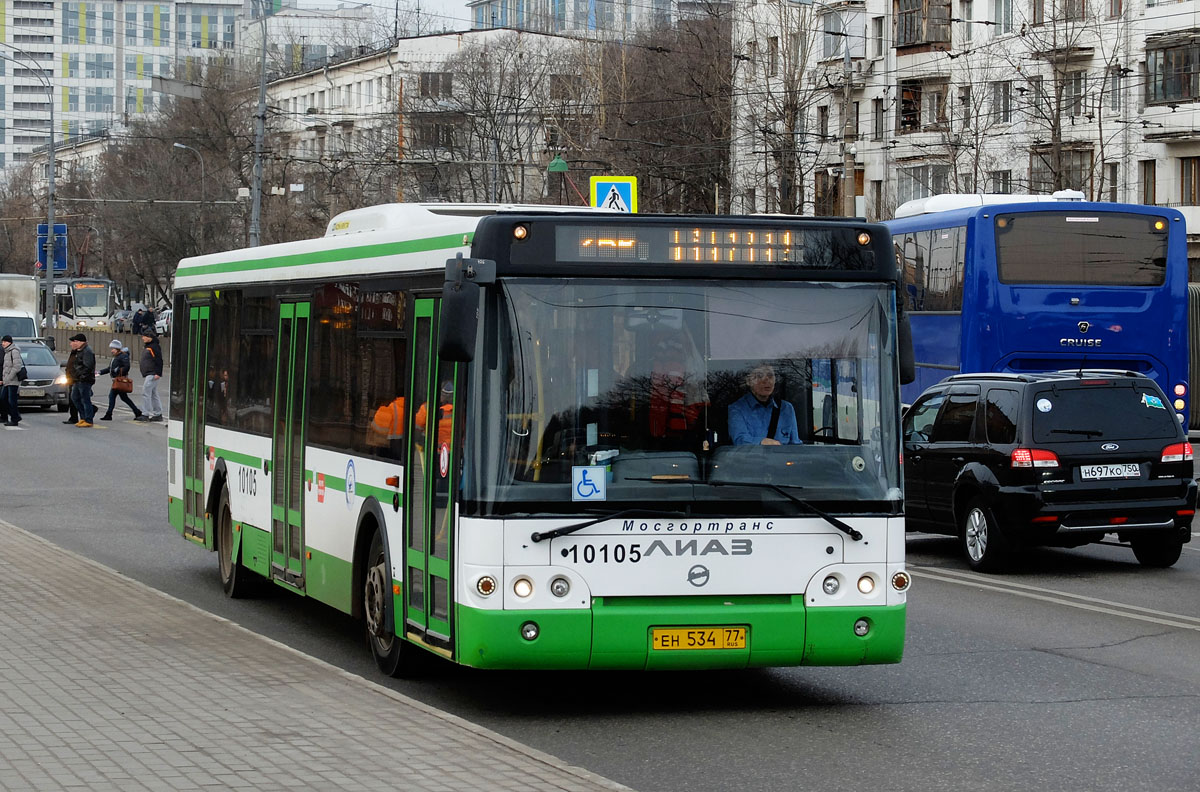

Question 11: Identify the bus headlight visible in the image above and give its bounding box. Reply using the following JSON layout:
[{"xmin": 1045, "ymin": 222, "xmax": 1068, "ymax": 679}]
[
  {"xmin": 857, "ymin": 575, "xmax": 876, "ymax": 594},
  {"xmin": 513, "ymin": 577, "xmax": 534, "ymax": 598}
]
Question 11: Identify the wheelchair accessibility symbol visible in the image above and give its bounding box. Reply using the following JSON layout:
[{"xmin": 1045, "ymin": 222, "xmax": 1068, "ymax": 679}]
[{"xmin": 571, "ymin": 465, "xmax": 607, "ymax": 502}]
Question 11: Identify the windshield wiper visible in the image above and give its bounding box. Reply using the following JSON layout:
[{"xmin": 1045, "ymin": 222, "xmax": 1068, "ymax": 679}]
[
  {"xmin": 530, "ymin": 508, "xmax": 688, "ymax": 543},
  {"xmin": 625, "ymin": 477, "xmax": 863, "ymax": 541},
  {"xmin": 1049, "ymin": 428, "xmax": 1104, "ymax": 437}
]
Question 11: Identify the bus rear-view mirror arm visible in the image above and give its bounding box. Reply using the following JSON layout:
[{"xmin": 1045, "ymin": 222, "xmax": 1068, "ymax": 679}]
[{"xmin": 439, "ymin": 253, "xmax": 495, "ymax": 362}]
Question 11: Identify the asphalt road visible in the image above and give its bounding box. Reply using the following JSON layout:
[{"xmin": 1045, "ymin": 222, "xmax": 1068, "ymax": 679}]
[{"xmin": 4, "ymin": 404, "xmax": 1199, "ymax": 792}]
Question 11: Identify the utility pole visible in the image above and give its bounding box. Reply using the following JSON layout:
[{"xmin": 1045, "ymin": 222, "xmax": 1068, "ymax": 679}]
[{"xmin": 249, "ymin": 0, "xmax": 269, "ymax": 247}]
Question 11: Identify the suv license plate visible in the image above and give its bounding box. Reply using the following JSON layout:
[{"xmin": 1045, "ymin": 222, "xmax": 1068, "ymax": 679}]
[
  {"xmin": 651, "ymin": 627, "xmax": 747, "ymax": 651},
  {"xmin": 1081, "ymin": 463, "xmax": 1141, "ymax": 480}
]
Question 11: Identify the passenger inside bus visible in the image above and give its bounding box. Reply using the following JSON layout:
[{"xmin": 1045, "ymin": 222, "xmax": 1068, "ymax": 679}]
[{"xmin": 368, "ymin": 395, "xmax": 405, "ymax": 458}]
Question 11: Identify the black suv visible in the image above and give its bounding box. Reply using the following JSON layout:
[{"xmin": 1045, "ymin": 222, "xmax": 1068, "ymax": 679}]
[{"xmin": 903, "ymin": 371, "xmax": 1196, "ymax": 571}]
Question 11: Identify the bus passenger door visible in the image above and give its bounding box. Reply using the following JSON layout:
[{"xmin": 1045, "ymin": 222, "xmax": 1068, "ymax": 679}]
[
  {"xmin": 270, "ymin": 301, "xmax": 311, "ymax": 588},
  {"xmin": 182, "ymin": 304, "xmax": 210, "ymax": 542},
  {"xmin": 404, "ymin": 298, "xmax": 458, "ymax": 652}
]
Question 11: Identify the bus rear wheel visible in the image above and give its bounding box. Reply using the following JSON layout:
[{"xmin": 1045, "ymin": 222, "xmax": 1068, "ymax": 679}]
[
  {"xmin": 217, "ymin": 484, "xmax": 255, "ymax": 598},
  {"xmin": 364, "ymin": 530, "xmax": 417, "ymax": 677}
]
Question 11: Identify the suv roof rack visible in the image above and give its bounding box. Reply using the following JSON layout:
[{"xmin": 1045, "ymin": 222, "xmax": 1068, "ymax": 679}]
[
  {"xmin": 1051, "ymin": 368, "xmax": 1148, "ymax": 379},
  {"xmin": 941, "ymin": 369, "xmax": 1150, "ymax": 386},
  {"xmin": 941, "ymin": 372, "xmax": 1036, "ymax": 384}
]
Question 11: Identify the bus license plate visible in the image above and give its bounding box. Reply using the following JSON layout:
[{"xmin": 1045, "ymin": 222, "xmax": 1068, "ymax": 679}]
[
  {"xmin": 19, "ymin": 387, "xmax": 44, "ymax": 397},
  {"xmin": 652, "ymin": 627, "xmax": 747, "ymax": 651},
  {"xmin": 1081, "ymin": 463, "xmax": 1141, "ymax": 480}
]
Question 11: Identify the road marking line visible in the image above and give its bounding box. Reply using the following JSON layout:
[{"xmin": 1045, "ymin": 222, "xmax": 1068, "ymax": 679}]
[{"xmin": 910, "ymin": 565, "xmax": 1200, "ymax": 632}]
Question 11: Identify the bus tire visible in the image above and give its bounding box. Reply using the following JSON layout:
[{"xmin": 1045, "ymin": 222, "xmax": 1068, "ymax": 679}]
[
  {"xmin": 961, "ymin": 498, "xmax": 1012, "ymax": 573},
  {"xmin": 364, "ymin": 530, "xmax": 417, "ymax": 677},
  {"xmin": 217, "ymin": 484, "xmax": 255, "ymax": 598},
  {"xmin": 1130, "ymin": 533, "xmax": 1184, "ymax": 568}
]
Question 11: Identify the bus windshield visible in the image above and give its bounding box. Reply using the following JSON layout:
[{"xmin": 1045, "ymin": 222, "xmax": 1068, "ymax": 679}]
[
  {"xmin": 994, "ymin": 212, "xmax": 1168, "ymax": 286},
  {"xmin": 469, "ymin": 279, "xmax": 901, "ymax": 515},
  {"xmin": 71, "ymin": 284, "xmax": 111, "ymax": 317}
]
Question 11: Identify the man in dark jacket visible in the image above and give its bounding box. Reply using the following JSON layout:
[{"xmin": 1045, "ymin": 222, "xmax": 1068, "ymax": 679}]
[
  {"xmin": 67, "ymin": 333, "xmax": 97, "ymax": 427},
  {"xmin": 99, "ymin": 339, "xmax": 143, "ymax": 421},
  {"xmin": 135, "ymin": 330, "xmax": 164, "ymax": 422}
]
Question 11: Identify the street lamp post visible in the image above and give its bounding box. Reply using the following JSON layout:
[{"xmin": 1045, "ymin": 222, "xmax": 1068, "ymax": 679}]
[
  {"xmin": 0, "ymin": 47, "xmax": 56, "ymax": 329},
  {"xmin": 172, "ymin": 142, "xmax": 205, "ymax": 247},
  {"xmin": 786, "ymin": 0, "xmax": 857, "ymax": 217}
]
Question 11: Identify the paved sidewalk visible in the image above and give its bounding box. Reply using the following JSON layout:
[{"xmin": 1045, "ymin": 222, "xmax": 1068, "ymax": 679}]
[{"xmin": 0, "ymin": 518, "xmax": 633, "ymax": 792}]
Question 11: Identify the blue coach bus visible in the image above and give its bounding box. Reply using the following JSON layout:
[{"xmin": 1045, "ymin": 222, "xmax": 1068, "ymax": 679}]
[{"xmin": 885, "ymin": 194, "xmax": 1190, "ymax": 427}]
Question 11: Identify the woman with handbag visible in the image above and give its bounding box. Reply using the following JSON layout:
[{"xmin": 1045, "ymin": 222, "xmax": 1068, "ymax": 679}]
[{"xmin": 99, "ymin": 339, "xmax": 142, "ymax": 421}]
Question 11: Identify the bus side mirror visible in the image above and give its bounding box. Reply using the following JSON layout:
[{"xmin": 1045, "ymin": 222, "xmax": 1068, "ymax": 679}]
[
  {"xmin": 438, "ymin": 254, "xmax": 495, "ymax": 363},
  {"xmin": 898, "ymin": 311, "xmax": 915, "ymax": 385}
]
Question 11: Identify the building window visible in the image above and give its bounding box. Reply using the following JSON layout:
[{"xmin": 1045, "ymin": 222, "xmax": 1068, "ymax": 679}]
[
  {"xmin": 1033, "ymin": 0, "xmax": 1044, "ymax": 25},
  {"xmin": 768, "ymin": 36, "xmax": 779, "ymax": 76},
  {"xmin": 1107, "ymin": 69, "xmax": 1122, "ymax": 112},
  {"xmin": 1181, "ymin": 157, "xmax": 1200, "ymax": 205},
  {"xmin": 1105, "ymin": 162, "xmax": 1119, "ymax": 202},
  {"xmin": 992, "ymin": 0, "xmax": 1013, "ymax": 34},
  {"xmin": 1031, "ymin": 148, "xmax": 1093, "ymax": 195},
  {"xmin": 872, "ymin": 16, "xmax": 885, "ymax": 57},
  {"xmin": 992, "ymin": 80, "xmax": 1012, "ymax": 122},
  {"xmin": 818, "ymin": 105, "xmax": 830, "ymax": 138},
  {"xmin": 420, "ymin": 72, "xmax": 453, "ymax": 99},
  {"xmin": 1146, "ymin": 40, "xmax": 1200, "ymax": 104},
  {"xmin": 1064, "ymin": 71, "xmax": 1087, "ymax": 116},
  {"xmin": 959, "ymin": 85, "xmax": 972, "ymax": 127},
  {"xmin": 894, "ymin": 0, "xmax": 951, "ymax": 47},
  {"xmin": 1109, "ymin": 0, "xmax": 1122, "ymax": 16},
  {"xmin": 990, "ymin": 169, "xmax": 1012, "ymax": 193},
  {"xmin": 1141, "ymin": 160, "xmax": 1157, "ymax": 204},
  {"xmin": 823, "ymin": 15, "xmax": 842, "ymax": 59},
  {"xmin": 960, "ymin": 0, "xmax": 973, "ymax": 44},
  {"xmin": 873, "ymin": 97, "xmax": 885, "ymax": 140},
  {"xmin": 898, "ymin": 163, "xmax": 950, "ymax": 204}
]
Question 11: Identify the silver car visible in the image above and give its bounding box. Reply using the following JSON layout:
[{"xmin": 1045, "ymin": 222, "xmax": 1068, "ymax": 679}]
[{"xmin": 16, "ymin": 341, "xmax": 69, "ymax": 412}]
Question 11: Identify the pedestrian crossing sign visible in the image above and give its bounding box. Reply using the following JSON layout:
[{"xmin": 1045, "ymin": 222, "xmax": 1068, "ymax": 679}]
[{"xmin": 590, "ymin": 176, "xmax": 638, "ymax": 213}]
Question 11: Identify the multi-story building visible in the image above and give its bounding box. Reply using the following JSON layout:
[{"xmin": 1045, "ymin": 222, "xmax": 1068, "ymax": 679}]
[
  {"xmin": 730, "ymin": 0, "xmax": 1200, "ymax": 249},
  {"xmin": 466, "ymin": 0, "xmax": 676, "ymax": 35},
  {"xmin": 0, "ymin": 1, "xmax": 258, "ymax": 168}
]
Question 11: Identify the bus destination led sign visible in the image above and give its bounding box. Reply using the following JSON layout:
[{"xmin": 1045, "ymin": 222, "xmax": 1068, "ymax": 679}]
[{"xmin": 557, "ymin": 225, "xmax": 813, "ymax": 264}]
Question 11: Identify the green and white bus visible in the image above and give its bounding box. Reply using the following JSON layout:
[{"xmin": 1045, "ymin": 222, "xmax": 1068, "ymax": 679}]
[{"xmin": 168, "ymin": 204, "xmax": 914, "ymax": 673}]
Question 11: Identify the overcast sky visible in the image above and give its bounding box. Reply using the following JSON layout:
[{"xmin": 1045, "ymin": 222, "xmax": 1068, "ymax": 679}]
[{"xmin": 295, "ymin": 0, "xmax": 473, "ymax": 32}]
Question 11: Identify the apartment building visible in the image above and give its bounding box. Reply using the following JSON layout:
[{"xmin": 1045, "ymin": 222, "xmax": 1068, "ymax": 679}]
[
  {"xmin": 730, "ymin": 0, "xmax": 1200, "ymax": 237},
  {"xmin": 0, "ymin": 1, "xmax": 254, "ymax": 168}
]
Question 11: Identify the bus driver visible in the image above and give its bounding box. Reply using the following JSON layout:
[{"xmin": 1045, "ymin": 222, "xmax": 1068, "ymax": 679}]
[{"xmin": 728, "ymin": 363, "xmax": 802, "ymax": 446}]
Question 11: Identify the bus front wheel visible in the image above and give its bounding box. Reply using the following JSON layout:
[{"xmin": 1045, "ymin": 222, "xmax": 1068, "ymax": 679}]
[
  {"xmin": 365, "ymin": 530, "xmax": 417, "ymax": 677},
  {"xmin": 217, "ymin": 484, "xmax": 255, "ymax": 598}
]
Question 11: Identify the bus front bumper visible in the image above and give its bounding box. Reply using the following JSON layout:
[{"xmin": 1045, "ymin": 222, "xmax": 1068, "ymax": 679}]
[{"xmin": 455, "ymin": 596, "xmax": 906, "ymax": 670}]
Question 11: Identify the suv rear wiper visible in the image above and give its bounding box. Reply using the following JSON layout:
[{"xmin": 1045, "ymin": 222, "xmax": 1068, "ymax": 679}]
[
  {"xmin": 530, "ymin": 508, "xmax": 688, "ymax": 543},
  {"xmin": 626, "ymin": 477, "xmax": 863, "ymax": 541},
  {"xmin": 1049, "ymin": 428, "xmax": 1104, "ymax": 437}
]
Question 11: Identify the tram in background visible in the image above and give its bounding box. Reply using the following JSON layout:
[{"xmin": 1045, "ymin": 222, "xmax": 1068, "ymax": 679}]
[
  {"xmin": 886, "ymin": 193, "xmax": 1189, "ymax": 428},
  {"xmin": 41, "ymin": 277, "xmax": 118, "ymax": 330},
  {"xmin": 167, "ymin": 203, "xmax": 915, "ymax": 675}
]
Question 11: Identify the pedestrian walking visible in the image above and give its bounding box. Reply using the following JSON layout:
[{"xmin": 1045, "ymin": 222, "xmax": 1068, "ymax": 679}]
[
  {"xmin": 67, "ymin": 333, "xmax": 97, "ymax": 427},
  {"xmin": 98, "ymin": 339, "xmax": 143, "ymax": 421},
  {"xmin": 135, "ymin": 329, "xmax": 164, "ymax": 422},
  {"xmin": 62, "ymin": 343, "xmax": 79, "ymax": 424},
  {"xmin": 1, "ymin": 335, "xmax": 23, "ymax": 428}
]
